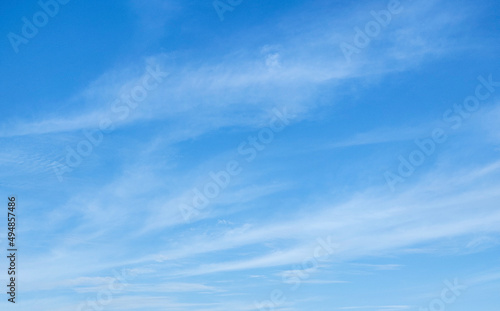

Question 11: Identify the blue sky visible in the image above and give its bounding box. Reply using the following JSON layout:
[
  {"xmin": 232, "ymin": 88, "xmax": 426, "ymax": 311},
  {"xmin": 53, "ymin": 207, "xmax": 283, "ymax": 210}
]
[{"xmin": 1, "ymin": 0, "xmax": 500, "ymax": 310}]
